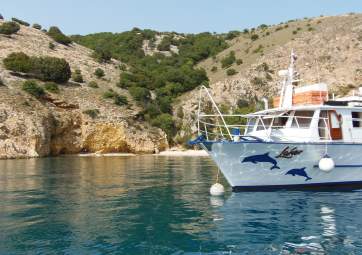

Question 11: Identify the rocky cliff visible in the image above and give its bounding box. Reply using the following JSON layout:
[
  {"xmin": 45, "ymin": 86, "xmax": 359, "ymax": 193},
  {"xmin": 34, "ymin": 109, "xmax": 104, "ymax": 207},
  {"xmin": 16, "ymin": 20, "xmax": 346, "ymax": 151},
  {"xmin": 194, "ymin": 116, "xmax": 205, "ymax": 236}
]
[{"xmin": 0, "ymin": 20, "xmax": 168, "ymax": 158}]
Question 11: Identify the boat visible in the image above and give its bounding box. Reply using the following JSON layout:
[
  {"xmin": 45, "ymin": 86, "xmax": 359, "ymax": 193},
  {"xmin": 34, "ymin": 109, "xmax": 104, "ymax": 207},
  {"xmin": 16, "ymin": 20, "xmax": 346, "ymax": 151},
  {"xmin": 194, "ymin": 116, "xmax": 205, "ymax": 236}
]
[{"xmin": 190, "ymin": 51, "xmax": 362, "ymax": 191}]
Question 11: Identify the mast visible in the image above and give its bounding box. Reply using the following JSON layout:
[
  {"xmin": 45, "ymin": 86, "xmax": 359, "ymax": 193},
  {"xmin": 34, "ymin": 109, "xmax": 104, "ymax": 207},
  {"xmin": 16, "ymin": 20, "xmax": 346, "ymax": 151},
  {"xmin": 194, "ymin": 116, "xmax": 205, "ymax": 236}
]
[{"xmin": 279, "ymin": 50, "xmax": 296, "ymax": 108}]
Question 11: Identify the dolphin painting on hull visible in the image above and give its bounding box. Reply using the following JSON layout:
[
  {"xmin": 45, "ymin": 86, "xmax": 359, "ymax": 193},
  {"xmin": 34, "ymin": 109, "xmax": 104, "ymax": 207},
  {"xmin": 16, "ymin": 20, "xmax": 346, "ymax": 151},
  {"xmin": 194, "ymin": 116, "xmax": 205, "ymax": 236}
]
[
  {"xmin": 241, "ymin": 152, "xmax": 280, "ymax": 170},
  {"xmin": 285, "ymin": 167, "xmax": 312, "ymax": 181}
]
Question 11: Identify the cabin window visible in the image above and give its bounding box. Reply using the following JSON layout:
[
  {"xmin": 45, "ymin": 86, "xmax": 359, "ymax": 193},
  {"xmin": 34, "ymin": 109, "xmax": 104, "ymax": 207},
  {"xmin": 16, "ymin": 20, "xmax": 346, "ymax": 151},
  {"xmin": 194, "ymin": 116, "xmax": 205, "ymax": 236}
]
[
  {"xmin": 269, "ymin": 111, "xmax": 290, "ymax": 129},
  {"xmin": 291, "ymin": 111, "xmax": 314, "ymax": 128},
  {"xmin": 352, "ymin": 112, "xmax": 362, "ymax": 128},
  {"xmin": 246, "ymin": 117, "xmax": 256, "ymax": 133}
]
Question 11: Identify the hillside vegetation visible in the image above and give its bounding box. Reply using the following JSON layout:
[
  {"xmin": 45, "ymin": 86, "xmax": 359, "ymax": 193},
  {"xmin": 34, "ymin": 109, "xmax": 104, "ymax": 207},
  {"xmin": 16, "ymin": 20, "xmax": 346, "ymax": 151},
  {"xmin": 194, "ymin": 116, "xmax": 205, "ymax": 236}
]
[{"xmin": 0, "ymin": 13, "xmax": 361, "ymax": 156}]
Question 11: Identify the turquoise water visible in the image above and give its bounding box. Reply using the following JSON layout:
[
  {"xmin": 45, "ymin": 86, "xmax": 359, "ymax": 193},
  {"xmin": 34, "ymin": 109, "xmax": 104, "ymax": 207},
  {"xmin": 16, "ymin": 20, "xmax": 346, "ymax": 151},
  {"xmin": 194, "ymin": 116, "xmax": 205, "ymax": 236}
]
[{"xmin": 1, "ymin": 156, "xmax": 362, "ymax": 254}]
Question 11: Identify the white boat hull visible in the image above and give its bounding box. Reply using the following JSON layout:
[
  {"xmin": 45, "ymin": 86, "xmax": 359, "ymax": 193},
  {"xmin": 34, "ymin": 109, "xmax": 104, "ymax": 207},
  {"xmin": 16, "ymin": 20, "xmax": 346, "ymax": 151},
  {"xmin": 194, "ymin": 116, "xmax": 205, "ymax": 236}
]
[{"xmin": 202, "ymin": 141, "xmax": 362, "ymax": 191}]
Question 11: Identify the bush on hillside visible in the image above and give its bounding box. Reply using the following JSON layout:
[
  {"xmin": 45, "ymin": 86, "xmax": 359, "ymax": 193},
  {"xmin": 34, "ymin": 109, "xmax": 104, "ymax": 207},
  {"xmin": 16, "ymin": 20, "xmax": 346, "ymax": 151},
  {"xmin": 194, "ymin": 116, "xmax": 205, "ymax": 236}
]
[
  {"xmin": 47, "ymin": 26, "xmax": 72, "ymax": 45},
  {"xmin": 157, "ymin": 36, "xmax": 172, "ymax": 51},
  {"xmin": 114, "ymin": 94, "xmax": 128, "ymax": 106},
  {"xmin": 103, "ymin": 89, "xmax": 117, "ymax": 99},
  {"xmin": 88, "ymin": 81, "xmax": 98, "ymax": 88},
  {"xmin": 72, "ymin": 69, "xmax": 84, "ymax": 83},
  {"xmin": 3, "ymin": 52, "xmax": 32, "ymax": 72},
  {"xmin": 22, "ymin": 80, "xmax": 45, "ymax": 97},
  {"xmin": 225, "ymin": 30, "xmax": 240, "ymax": 40},
  {"xmin": 129, "ymin": 86, "xmax": 150, "ymax": 103},
  {"xmin": 236, "ymin": 59, "xmax": 243, "ymax": 65},
  {"xmin": 49, "ymin": 42, "xmax": 55, "ymax": 50},
  {"xmin": 250, "ymin": 34, "xmax": 259, "ymax": 41},
  {"xmin": 11, "ymin": 17, "xmax": 29, "ymax": 26},
  {"xmin": 211, "ymin": 66, "xmax": 217, "ymax": 73},
  {"xmin": 151, "ymin": 113, "xmax": 175, "ymax": 142},
  {"xmin": 94, "ymin": 68, "xmax": 105, "ymax": 78},
  {"xmin": 226, "ymin": 68, "xmax": 237, "ymax": 76},
  {"xmin": 0, "ymin": 21, "xmax": 20, "ymax": 35},
  {"xmin": 31, "ymin": 56, "xmax": 71, "ymax": 83},
  {"xmin": 0, "ymin": 14, "xmax": 3, "ymax": 20},
  {"xmin": 4, "ymin": 52, "xmax": 71, "ymax": 83},
  {"xmin": 92, "ymin": 47, "xmax": 112, "ymax": 63},
  {"xmin": 221, "ymin": 51, "xmax": 236, "ymax": 68},
  {"xmin": 44, "ymin": 82, "xmax": 59, "ymax": 93},
  {"xmin": 32, "ymin": 23, "xmax": 42, "ymax": 30},
  {"xmin": 83, "ymin": 109, "xmax": 100, "ymax": 119}
]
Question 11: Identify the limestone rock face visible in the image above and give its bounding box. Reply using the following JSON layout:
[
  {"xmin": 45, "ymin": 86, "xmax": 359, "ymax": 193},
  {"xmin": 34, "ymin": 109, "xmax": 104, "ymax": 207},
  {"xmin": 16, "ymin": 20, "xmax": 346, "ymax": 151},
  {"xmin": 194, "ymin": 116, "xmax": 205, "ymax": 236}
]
[
  {"xmin": 82, "ymin": 122, "xmax": 168, "ymax": 153},
  {"xmin": 0, "ymin": 93, "xmax": 168, "ymax": 159}
]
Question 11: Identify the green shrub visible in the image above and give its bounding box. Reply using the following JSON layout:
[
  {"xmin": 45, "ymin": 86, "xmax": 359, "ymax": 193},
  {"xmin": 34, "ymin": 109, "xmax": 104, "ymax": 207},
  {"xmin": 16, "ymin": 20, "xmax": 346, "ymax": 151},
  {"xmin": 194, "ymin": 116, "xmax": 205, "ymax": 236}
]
[
  {"xmin": 0, "ymin": 21, "xmax": 20, "ymax": 35},
  {"xmin": 308, "ymin": 27, "xmax": 314, "ymax": 31},
  {"xmin": 92, "ymin": 47, "xmax": 112, "ymax": 63},
  {"xmin": 0, "ymin": 14, "xmax": 3, "ymax": 20},
  {"xmin": 22, "ymin": 80, "xmax": 45, "ymax": 97},
  {"xmin": 211, "ymin": 66, "xmax": 217, "ymax": 72},
  {"xmin": 225, "ymin": 30, "xmax": 240, "ymax": 40},
  {"xmin": 243, "ymin": 29, "xmax": 249, "ymax": 34},
  {"xmin": 31, "ymin": 56, "xmax": 71, "ymax": 83},
  {"xmin": 236, "ymin": 59, "xmax": 243, "ymax": 65},
  {"xmin": 151, "ymin": 113, "xmax": 175, "ymax": 141},
  {"xmin": 292, "ymin": 30, "xmax": 297, "ymax": 35},
  {"xmin": 102, "ymin": 89, "xmax": 117, "ymax": 99},
  {"xmin": 32, "ymin": 23, "xmax": 42, "ymax": 30},
  {"xmin": 49, "ymin": 42, "xmax": 55, "ymax": 50},
  {"xmin": 4, "ymin": 53, "xmax": 71, "ymax": 83},
  {"xmin": 94, "ymin": 68, "xmax": 105, "ymax": 78},
  {"xmin": 252, "ymin": 44, "xmax": 264, "ymax": 54},
  {"xmin": 157, "ymin": 36, "xmax": 172, "ymax": 51},
  {"xmin": 88, "ymin": 81, "xmax": 98, "ymax": 88},
  {"xmin": 83, "ymin": 109, "xmax": 100, "ymax": 119},
  {"xmin": 72, "ymin": 69, "xmax": 84, "ymax": 83},
  {"xmin": 11, "ymin": 17, "xmax": 29, "ymax": 26},
  {"xmin": 250, "ymin": 34, "xmax": 259, "ymax": 41},
  {"xmin": 44, "ymin": 82, "xmax": 59, "ymax": 93},
  {"xmin": 47, "ymin": 26, "xmax": 72, "ymax": 45},
  {"xmin": 221, "ymin": 51, "xmax": 236, "ymax": 68},
  {"xmin": 226, "ymin": 68, "xmax": 237, "ymax": 76},
  {"xmin": 119, "ymin": 64, "xmax": 127, "ymax": 71},
  {"xmin": 3, "ymin": 52, "xmax": 31, "ymax": 73},
  {"xmin": 114, "ymin": 94, "xmax": 128, "ymax": 106},
  {"xmin": 129, "ymin": 86, "xmax": 150, "ymax": 103}
]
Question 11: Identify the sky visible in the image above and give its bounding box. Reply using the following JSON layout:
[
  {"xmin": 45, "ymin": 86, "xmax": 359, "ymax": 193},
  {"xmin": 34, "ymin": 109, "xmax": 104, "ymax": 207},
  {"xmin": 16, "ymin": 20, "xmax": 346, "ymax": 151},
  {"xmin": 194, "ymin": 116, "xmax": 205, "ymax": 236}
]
[{"xmin": 1, "ymin": 0, "xmax": 362, "ymax": 35}]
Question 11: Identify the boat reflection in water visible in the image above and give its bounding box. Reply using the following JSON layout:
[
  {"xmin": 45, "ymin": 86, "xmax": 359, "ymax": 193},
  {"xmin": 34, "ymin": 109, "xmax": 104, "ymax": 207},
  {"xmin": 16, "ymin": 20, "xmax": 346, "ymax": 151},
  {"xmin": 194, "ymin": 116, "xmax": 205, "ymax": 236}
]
[{"xmin": 211, "ymin": 191, "xmax": 362, "ymax": 254}]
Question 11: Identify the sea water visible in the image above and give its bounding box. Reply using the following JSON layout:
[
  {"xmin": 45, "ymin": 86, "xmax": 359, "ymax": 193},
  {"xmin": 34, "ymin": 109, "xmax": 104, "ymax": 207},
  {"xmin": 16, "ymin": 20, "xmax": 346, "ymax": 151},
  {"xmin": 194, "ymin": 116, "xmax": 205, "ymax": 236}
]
[{"xmin": 0, "ymin": 155, "xmax": 362, "ymax": 254}]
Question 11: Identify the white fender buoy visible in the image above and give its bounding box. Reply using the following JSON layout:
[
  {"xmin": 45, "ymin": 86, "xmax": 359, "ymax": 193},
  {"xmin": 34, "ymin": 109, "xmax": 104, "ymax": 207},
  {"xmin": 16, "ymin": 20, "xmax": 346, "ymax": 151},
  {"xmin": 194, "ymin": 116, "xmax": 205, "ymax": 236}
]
[
  {"xmin": 319, "ymin": 155, "xmax": 335, "ymax": 172},
  {"xmin": 210, "ymin": 183, "xmax": 225, "ymax": 196}
]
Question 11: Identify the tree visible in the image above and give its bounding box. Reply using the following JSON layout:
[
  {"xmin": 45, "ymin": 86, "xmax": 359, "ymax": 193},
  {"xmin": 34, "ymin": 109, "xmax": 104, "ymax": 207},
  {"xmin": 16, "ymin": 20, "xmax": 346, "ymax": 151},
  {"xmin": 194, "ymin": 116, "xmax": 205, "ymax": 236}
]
[
  {"xmin": 0, "ymin": 21, "xmax": 20, "ymax": 35},
  {"xmin": 94, "ymin": 68, "xmax": 105, "ymax": 78},
  {"xmin": 47, "ymin": 26, "xmax": 72, "ymax": 45}
]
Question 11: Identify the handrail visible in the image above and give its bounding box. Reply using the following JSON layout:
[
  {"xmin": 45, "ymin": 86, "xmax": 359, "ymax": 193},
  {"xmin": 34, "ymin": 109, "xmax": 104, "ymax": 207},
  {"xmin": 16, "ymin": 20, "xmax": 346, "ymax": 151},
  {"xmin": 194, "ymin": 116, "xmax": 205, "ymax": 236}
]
[{"xmin": 196, "ymin": 86, "xmax": 334, "ymax": 142}]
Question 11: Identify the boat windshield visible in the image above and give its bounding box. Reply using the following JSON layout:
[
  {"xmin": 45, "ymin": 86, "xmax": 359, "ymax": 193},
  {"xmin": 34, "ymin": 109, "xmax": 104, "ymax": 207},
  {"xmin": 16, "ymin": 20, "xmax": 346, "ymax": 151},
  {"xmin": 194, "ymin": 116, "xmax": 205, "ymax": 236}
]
[{"xmin": 247, "ymin": 111, "xmax": 291, "ymax": 132}]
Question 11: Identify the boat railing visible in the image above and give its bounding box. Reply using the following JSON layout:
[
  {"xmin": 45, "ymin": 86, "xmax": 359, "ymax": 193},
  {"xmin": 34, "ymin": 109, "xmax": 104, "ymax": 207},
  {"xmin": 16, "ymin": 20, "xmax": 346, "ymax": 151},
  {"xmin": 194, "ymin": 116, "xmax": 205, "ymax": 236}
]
[{"xmin": 197, "ymin": 85, "xmax": 332, "ymax": 142}]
